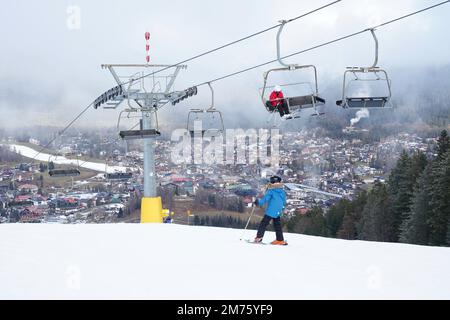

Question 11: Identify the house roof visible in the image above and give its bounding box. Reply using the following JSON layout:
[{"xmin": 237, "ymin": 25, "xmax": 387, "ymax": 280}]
[
  {"xmin": 16, "ymin": 195, "xmax": 32, "ymax": 201},
  {"xmin": 23, "ymin": 206, "xmax": 43, "ymax": 214},
  {"xmin": 18, "ymin": 184, "xmax": 38, "ymax": 190}
]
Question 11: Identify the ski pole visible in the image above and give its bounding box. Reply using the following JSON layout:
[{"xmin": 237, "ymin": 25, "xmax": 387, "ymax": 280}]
[{"xmin": 240, "ymin": 205, "xmax": 256, "ymax": 241}]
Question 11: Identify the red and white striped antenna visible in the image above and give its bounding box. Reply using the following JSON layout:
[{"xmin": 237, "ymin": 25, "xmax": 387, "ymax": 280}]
[{"xmin": 145, "ymin": 31, "xmax": 150, "ymax": 64}]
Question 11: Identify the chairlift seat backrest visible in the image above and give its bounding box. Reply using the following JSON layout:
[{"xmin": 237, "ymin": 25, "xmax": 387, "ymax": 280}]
[
  {"xmin": 187, "ymin": 108, "xmax": 224, "ymax": 134},
  {"xmin": 336, "ymin": 96, "xmax": 389, "ymax": 108},
  {"xmin": 287, "ymin": 95, "xmax": 326, "ymax": 109},
  {"xmin": 49, "ymin": 169, "xmax": 81, "ymax": 177},
  {"xmin": 106, "ymin": 172, "xmax": 132, "ymax": 180},
  {"xmin": 119, "ymin": 129, "xmax": 161, "ymax": 140},
  {"xmin": 188, "ymin": 128, "xmax": 223, "ymax": 136}
]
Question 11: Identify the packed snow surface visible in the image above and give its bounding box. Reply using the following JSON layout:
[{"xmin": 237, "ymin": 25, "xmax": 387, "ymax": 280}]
[
  {"xmin": 8, "ymin": 144, "xmax": 127, "ymax": 173},
  {"xmin": 1, "ymin": 224, "xmax": 449, "ymax": 299}
]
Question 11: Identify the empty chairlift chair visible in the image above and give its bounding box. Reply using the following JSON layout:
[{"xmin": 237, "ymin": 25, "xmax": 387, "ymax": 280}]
[
  {"xmin": 117, "ymin": 109, "xmax": 161, "ymax": 140},
  {"xmin": 48, "ymin": 154, "xmax": 81, "ymax": 178},
  {"xmin": 119, "ymin": 128, "xmax": 161, "ymax": 140},
  {"xmin": 104, "ymin": 158, "xmax": 132, "ymax": 181},
  {"xmin": 105, "ymin": 172, "xmax": 133, "ymax": 181},
  {"xmin": 336, "ymin": 29, "xmax": 392, "ymax": 109},
  {"xmin": 186, "ymin": 82, "xmax": 224, "ymax": 136},
  {"xmin": 48, "ymin": 168, "xmax": 81, "ymax": 177}
]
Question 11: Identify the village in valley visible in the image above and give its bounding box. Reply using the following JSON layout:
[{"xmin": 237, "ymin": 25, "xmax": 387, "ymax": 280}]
[{"xmin": 0, "ymin": 129, "xmax": 438, "ymax": 226}]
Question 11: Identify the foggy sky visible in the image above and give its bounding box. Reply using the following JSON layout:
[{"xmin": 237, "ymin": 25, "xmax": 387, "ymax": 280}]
[{"xmin": 1, "ymin": 0, "xmax": 450, "ymax": 130}]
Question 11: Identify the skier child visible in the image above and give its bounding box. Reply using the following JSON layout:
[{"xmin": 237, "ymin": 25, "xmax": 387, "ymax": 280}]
[{"xmin": 253, "ymin": 175, "xmax": 288, "ymax": 245}]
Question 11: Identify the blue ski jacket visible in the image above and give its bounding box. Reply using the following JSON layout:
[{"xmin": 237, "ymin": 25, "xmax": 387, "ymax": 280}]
[{"xmin": 257, "ymin": 183, "xmax": 286, "ymax": 218}]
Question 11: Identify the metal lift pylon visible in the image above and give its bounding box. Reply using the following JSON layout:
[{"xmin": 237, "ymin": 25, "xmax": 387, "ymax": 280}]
[{"xmin": 94, "ymin": 34, "xmax": 190, "ymax": 223}]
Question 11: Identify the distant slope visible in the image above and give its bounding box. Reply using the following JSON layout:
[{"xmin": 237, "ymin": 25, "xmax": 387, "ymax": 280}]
[
  {"xmin": 7, "ymin": 144, "xmax": 127, "ymax": 173},
  {"xmin": 0, "ymin": 224, "xmax": 449, "ymax": 299}
]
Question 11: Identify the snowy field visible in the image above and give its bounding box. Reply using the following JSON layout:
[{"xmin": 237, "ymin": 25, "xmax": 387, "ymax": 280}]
[
  {"xmin": 7, "ymin": 144, "xmax": 128, "ymax": 173},
  {"xmin": 1, "ymin": 223, "xmax": 449, "ymax": 299}
]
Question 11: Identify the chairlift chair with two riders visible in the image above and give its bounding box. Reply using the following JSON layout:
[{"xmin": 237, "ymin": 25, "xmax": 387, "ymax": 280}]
[
  {"xmin": 187, "ymin": 82, "xmax": 224, "ymax": 136},
  {"xmin": 336, "ymin": 29, "xmax": 392, "ymax": 109},
  {"xmin": 260, "ymin": 20, "xmax": 326, "ymax": 122}
]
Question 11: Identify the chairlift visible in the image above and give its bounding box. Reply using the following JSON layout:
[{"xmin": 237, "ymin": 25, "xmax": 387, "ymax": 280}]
[
  {"xmin": 104, "ymin": 158, "xmax": 132, "ymax": 181},
  {"xmin": 336, "ymin": 29, "xmax": 392, "ymax": 109},
  {"xmin": 48, "ymin": 153, "xmax": 81, "ymax": 178},
  {"xmin": 260, "ymin": 20, "xmax": 326, "ymax": 120},
  {"xmin": 186, "ymin": 82, "xmax": 225, "ymax": 136},
  {"xmin": 106, "ymin": 172, "xmax": 133, "ymax": 180},
  {"xmin": 117, "ymin": 109, "xmax": 161, "ymax": 140}
]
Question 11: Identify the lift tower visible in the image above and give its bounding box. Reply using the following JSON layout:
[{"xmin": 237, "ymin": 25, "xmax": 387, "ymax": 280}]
[{"xmin": 94, "ymin": 33, "xmax": 195, "ymax": 222}]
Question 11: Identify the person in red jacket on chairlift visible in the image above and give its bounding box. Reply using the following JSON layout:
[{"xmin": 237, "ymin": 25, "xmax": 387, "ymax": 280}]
[{"xmin": 267, "ymin": 85, "xmax": 291, "ymax": 119}]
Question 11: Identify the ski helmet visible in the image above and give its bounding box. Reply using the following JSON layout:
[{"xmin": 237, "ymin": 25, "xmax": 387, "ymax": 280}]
[{"xmin": 269, "ymin": 175, "xmax": 282, "ymax": 184}]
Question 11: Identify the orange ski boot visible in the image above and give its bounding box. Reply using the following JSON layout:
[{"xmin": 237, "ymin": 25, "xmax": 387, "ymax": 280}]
[{"xmin": 270, "ymin": 240, "xmax": 288, "ymax": 245}]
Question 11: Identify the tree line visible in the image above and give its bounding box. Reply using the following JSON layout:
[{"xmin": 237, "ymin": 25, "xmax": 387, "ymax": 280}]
[
  {"xmin": 286, "ymin": 130, "xmax": 450, "ymax": 247},
  {"xmin": 194, "ymin": 188, "xmax": 245, "ymax": 213},
  {"xmin": 0, "ymin": 146, "xmax": 23, "ymax": 163},
  {"xmin": 192, "ymin": 214, "xmax": 259, "ymax": 230}
]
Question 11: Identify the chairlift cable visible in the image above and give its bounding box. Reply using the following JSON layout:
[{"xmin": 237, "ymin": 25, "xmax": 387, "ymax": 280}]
[
  {"xmin": 373, "ymin": 0, "xmax": 449, "ymax": 29},
  {"xmin": 122, "ymin": 0, "xmax": 343, "ymax": 86},
  {"xmin": 193, "ymin": 0, "xmax": 450, "ymax": 88},
  {"xmin": 28, "ymin": 0, "xmax": 449, "ymax": 163},
  {"xmin": 77, "ymin": 121, "xmax": 141, "ymax": 169},
  {"xmin": 30, "ymin": 102, "xmax": 94, "ymax": 162},
  {"xmin": 46, "ymin": 133, "xmax": 81, "ymax": 178},
  {"xmin": 26, "ymin": 2, "xmax": 343, "ymax": 163}
]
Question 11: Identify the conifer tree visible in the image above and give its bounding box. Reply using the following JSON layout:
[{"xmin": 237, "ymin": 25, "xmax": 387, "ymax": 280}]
[
  {"xmin": 287, "ymin": 207, "xmax": 327, "ymax": 237},
  {"xmin": 359, "ymin": 182, "xmax": 394, "ymax": 242},
  {"xmin": 326, "ymin": 199, "xmax": 351, "ymax": 237},
  {"xmin": 436, "ymin": 130, "xmax": 450, "ymax": 160},
  {"xmin": 387, "ymin": 151, "xmax": 413, "ymax": 240},
  {"xmin": 428, "ymin": 150, "xmax": 450, "ymax": 246},
  {"xmin": 446, "ymin": 219, "xmax": 450, "ymax": 246},
  {"xmin": 399, "ymin": 164, "xmax": 433, "ymax": 245},
  {"xmin": 410, "ymin": 151, "xmax": 428, "ymax": 186}
]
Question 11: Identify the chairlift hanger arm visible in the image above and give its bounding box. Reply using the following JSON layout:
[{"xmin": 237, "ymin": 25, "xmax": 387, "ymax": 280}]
[
  {"xmin": 276, "ymin": 20, "xmax": 297, "ymax": 69},
  {"xmin": 344, "ymin": 29, "xmax": 379, "ymax": 71},
  {"xmin": 370, "ymin": 29, "xmax": 379, "ymax": 68},
  {"xmin": 206, "ymin": 82, "xmax": 215, "ymax": 111}
]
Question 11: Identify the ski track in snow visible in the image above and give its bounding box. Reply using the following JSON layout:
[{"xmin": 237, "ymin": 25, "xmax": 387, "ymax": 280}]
[
  {"xmin": 7, "ymin": 144, "xmax": 127, "ymax": 173},
  {"xmin": 1, "ymin": 224, "xmax": 449, "ymax": 299}
]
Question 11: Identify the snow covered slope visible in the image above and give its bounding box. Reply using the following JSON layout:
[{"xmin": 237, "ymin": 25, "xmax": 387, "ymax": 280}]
[
  {"xmin": 1, "ymin": 223, "xmax": 449, "ymax": 299},
  {"xmin": 7, "ymin": 144, "xmax": 127, "ymax": 173}
]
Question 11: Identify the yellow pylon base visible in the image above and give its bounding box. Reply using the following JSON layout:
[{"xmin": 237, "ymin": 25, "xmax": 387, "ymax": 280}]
[{"xmin": 141, "ymin": 196, "xmax": 169, "ymax": 223}]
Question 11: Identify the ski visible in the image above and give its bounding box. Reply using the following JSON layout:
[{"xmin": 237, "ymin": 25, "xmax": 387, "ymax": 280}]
[
  {"xmin": 244, "ymin": 239, "xmax": 288, "ymax": 246},
  {"xmin": 244, "ymin": 239, "xmax": 267, "ymax": 245}
]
